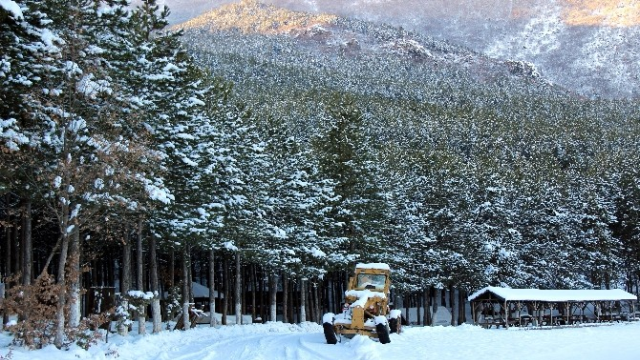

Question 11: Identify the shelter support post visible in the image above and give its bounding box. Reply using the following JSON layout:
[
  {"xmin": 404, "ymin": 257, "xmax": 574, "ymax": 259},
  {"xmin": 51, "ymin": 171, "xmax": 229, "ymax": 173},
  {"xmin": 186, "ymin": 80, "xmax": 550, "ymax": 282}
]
[{"xmin": 504, "ymin": 300, "xmax": 508, "ymax": 329}]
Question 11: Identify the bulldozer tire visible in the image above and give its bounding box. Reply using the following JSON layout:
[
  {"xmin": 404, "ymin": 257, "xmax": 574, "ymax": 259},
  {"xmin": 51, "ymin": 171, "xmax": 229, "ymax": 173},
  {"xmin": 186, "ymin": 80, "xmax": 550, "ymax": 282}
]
[
  {"xmin": 323, "ymin": 322, "xmax": 338, "ymax": 344},
  {"xmin": 389, "ymin": 317, "xmax": 401, "ymax": 334},
  {"xmin": 376, "ymin": 323, "xmax": 391, "ymax": 344}
]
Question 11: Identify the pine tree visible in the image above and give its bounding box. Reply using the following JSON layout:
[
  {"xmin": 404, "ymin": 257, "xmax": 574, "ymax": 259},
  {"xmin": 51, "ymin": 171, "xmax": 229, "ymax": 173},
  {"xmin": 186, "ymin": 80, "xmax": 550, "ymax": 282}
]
[
  {"xmin": 312, "ymin": 94, "xmax": 388, "ymax": 269},
  {"xmin": 9, "ymin": 0, "xmax": 161, "ymax": 346}
]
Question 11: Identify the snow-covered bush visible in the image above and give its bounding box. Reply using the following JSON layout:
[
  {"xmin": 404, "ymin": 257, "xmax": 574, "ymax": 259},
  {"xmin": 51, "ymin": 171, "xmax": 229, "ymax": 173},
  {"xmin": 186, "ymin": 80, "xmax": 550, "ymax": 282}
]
[
  {"xmin": 165, "ymin": 286, "xmax": 182, "ymax": 320},
  {"xmin": 126, "ymin": 290, "xmax": 156, "ymax": 313}
]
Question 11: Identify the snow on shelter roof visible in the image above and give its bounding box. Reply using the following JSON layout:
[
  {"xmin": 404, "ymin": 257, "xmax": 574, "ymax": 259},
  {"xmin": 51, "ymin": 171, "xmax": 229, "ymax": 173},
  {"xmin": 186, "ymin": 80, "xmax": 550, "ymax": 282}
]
[
  {"xmin": 468, "ymin": 286, "xmax": 637, "ymax": 302},
  {"xmin": 164, "ymin": 282, "xmax": 222, "ymax": 298}
]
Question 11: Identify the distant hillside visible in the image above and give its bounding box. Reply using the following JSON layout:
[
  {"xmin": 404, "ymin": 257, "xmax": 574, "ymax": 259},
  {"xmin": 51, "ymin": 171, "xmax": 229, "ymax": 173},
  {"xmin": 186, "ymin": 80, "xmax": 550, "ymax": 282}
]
[
  {"xmin": 166, "ymin": 0, "xmax": 640, "ymax": 99},
  {"xmin": 174, "ymin": 0, "xmax": 558, "ymax": 91},
  {"xmin": 172, "ymin": 0, "xmax": 585, "ymax": 152}
]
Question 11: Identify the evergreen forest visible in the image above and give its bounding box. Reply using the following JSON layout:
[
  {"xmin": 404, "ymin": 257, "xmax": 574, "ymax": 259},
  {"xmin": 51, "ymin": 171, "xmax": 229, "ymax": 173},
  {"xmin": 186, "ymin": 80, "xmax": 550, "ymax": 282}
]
[{"xmin": 1, "ymin": 0, "xmax": 640, "ymax": 349}]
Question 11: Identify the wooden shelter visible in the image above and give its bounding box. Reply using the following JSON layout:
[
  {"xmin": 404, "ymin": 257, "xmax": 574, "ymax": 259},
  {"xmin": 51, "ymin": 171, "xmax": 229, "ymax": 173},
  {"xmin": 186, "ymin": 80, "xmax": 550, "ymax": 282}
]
[{"xmin": 468, "ymin": 286, "xmax": 637, "ymax": 328}]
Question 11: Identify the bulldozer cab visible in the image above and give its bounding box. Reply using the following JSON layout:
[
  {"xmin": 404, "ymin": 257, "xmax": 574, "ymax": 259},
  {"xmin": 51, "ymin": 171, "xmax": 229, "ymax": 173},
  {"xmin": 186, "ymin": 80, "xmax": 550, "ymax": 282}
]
[
  {"xmin": 356, "ymin": 273, "xmax": 386, "ymax": 290},
  {"xmin": 351, "ymin": 265, "xmax": 390, "ymax": 294}
]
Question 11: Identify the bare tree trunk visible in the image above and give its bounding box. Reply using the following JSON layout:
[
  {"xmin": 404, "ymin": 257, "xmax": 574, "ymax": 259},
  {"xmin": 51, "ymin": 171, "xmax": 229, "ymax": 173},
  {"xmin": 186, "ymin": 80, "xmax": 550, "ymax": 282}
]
[
  {"xmin": 282, "ymin": 273, "xmax": 289, "ymax": 323},
  {"xmin": 181, "ymin": 246, "xmax": 190, "ymax": 330},
  {"xmin": 208, "ymin": 249, "xmax": 216, "ymax": 327},
  {"xmin": 300, "ymin": 278, "xmax": 307, "ymax": 323},
  {"xmin": 269, "ymin": 273, "xmax": 277, "ymax": 322},
  {"xmin": 68, "ymin": 228, "xmax": 81, "ymax": 328},
  {"xmin": 149, "ymin": 234, "xmax": 161, "ymax": 333},
  {"xmin": 21, "ymin": 198, "xmax": 32, "ymax": 286},
  {"xmin": 136, "ymin": 219, "xmax": 146, "ymax": 335},
  {"xmin": 119, "ymin": 228, "xmax": 132, "ymax": 336},
  {"xmin": 235, "ymin": 251, "xmax": 242, "ymax": 325}
]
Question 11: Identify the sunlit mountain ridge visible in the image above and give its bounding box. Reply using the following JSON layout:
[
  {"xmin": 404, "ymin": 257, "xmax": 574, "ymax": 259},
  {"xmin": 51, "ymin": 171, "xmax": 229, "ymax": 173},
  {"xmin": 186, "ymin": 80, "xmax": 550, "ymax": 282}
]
[
  {"xmin": 562, "ymin": 0, "xmax": 640, "ymax": 27},
  {"xmin": 174, "ymin": 0, "xmax": 336, "ymax": 34}
]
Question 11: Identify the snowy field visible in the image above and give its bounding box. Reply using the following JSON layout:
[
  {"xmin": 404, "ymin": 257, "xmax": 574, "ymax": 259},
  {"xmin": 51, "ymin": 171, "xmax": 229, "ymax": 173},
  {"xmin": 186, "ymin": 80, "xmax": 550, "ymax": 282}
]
[{"xmin": 2, "ymin": 321, "xmax": 640, "ymax": 360}]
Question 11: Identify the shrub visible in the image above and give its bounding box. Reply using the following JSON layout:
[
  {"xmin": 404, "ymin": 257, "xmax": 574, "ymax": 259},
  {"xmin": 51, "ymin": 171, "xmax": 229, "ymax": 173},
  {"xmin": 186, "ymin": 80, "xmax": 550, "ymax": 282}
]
[{"xmin": 2, "ymin": 274, "xmax": 107, "ymax": 349}]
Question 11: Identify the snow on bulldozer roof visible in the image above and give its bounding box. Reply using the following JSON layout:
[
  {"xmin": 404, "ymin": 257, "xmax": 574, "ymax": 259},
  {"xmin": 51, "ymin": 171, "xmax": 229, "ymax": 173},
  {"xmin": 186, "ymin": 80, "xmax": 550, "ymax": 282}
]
[{"xmin": 355, "ymin": 263, "xmax": 390, "ymax": 270}]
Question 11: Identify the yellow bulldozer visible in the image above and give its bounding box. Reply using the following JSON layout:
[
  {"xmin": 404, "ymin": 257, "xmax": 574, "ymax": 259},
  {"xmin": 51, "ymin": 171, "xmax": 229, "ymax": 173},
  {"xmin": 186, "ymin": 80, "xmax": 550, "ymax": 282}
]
[{"xmin": 322, "ymin": 263, "xmax": 402, "ymax": 344}]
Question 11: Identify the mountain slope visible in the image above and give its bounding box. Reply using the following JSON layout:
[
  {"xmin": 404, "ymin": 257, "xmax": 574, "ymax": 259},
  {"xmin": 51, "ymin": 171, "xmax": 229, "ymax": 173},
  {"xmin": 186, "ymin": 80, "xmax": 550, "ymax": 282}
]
[
  {"xmin": 167, "ymin": 0, "xmax": 640, "ymax": 98},
  {"xmin": 173, "ymin": 0, "xmax": 582, "ymax": 153},
  {"xmin": 174, "ymin": 0, "xmax": 559, "ymax": 94}
]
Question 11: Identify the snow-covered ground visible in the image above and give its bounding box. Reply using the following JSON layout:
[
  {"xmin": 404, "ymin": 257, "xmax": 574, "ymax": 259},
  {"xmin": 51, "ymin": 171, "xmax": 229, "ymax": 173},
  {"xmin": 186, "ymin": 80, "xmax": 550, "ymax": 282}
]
[{"xmin": 2, "ymin": 320, "xmax": 640, "ymax": 360}]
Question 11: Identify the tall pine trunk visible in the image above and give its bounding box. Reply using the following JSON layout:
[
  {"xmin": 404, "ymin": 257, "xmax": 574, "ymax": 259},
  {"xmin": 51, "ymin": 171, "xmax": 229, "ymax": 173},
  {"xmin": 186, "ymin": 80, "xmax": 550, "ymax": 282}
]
[
  {"xmin": 181, "ymin": 246, "xmax": 190, "ymax": 330},
  {"xmin": 0, "ymin": 282, "xmax": 5, "ymax": 328},
  {"xmin": 252, "ymin": 266, "xmax": 258, "ymax": 321},
  {"xmin": 20, "ymin": 199, "xmax": 33, "ymax": 323},
  {"xmin": 222, "ymin": 256, "xmax": 229, "ymax": 325},
  {"xmin": 53, "ymin": 206, "xmax": 70, "ymax": 348},
  {"xmin": 235, "ymin": 252, "xmax": 242, "ymax": 325},
  {"xmin": 269, "ymin": 273, "xmax": 277, "ymax": 322},
  {"xmin": 282, "ymin": 273, "xmax": 289, "ymax": 323},
  {"xmin": 119, "ymin": 228, "xmax": 132, "ymax": 336},
  {"xmin": 404, "ymin": 292, "xmax": 410, "ymax": 325},
  {"xmin": 416, "ymin": 293, "xmax": 421, "ymax": 325},
  {"xmin": 458, "ymin": 290, "xmax": 467, "ymax": 325},
  {"xmin": 4, "ymin": 196, "xmax": 12, "ymax": 280},
  {"xmin": 21, "ymin": 198, "xmax": 32, "ymax": 286},
  {"xmin": 136, "ymin": 219, "xmax": 146, "ymax": 335},
  {"xmin": 299, "ymin": 278, "xmax": 307, "ymax": 323},
  {"xmin": 423, "ymin": 287, "xmax": 432, "ymax": 326},
  {"xmin": 68, "ymin": 228, "xmax": 81, "ymax": 327},
  {"xmin": 449, "ymin": 286, "xmax": 456, "ymax": 326},
  {"xmin": 169, "ymin": 248, "xmax": 174, "ymax": 289},
  {"xmin": 149, "ymin": 234, "xmax": 161, "ymax": 333},
  {"xmin": 313, "ymin": 282, "xmax": 320, "ymax": 323},
  {"xmin": 208, "ymin": 249, "xmax": 216, "ymax": 327}
]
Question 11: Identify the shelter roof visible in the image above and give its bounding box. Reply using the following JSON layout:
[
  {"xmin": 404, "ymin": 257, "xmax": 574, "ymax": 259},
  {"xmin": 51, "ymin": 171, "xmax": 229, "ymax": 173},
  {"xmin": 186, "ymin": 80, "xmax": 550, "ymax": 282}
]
[{"xmin": 468, "ymin": 286, "xmax": 637, "ymax": 302}]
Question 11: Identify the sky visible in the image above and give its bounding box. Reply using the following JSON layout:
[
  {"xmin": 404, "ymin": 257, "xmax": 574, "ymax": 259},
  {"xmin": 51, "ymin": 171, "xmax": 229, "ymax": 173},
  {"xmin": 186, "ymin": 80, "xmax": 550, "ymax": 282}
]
[{"xmin": 2, "ymin": 320, "xmax": 640, "ymax": 360}]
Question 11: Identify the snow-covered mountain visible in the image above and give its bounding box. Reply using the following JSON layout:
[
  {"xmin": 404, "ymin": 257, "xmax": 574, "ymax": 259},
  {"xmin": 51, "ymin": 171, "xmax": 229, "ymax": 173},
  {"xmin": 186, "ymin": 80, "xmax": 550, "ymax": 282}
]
[{"xmin": 160, "ymin": 0, "xmax": 640, "ymax": 98}]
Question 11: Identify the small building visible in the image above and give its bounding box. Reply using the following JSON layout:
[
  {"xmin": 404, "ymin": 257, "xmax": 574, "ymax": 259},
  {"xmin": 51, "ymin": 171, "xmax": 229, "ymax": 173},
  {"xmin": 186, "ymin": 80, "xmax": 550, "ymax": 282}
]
[
  {"xmin": 191, "ymin": 282, "xmax": 223, "ymax": 312},
  {"xmin": 468, "ymin": 286, "xmax": 637, "ymax": 328}
]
